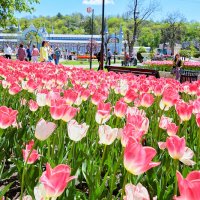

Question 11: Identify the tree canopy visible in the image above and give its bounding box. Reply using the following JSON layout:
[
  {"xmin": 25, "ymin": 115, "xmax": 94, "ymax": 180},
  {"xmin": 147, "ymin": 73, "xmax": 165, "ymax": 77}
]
[{"xmin": 0, "ymin": 0, "xmax": 40, "ymax": 27}]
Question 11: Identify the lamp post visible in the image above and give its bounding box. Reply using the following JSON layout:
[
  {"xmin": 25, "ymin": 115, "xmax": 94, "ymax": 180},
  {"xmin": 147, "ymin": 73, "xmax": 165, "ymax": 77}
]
[
  {"xmin": 104, "ymin": 29, "xmax": 108, "ymax": 65},
  {"xmin": 99, "ymin": 0, "xmax": 105, "ymax": 70},
  {"xmin": 124, "ymin": 40, "xmax": 127, "ymax": 65},
  {"xmin": 114, "ymin": 31, "xmax": 117, "ymax": 63},
  {"xmin": 87, "ymin": 7, "xmax": 94, "ymax": 70}
]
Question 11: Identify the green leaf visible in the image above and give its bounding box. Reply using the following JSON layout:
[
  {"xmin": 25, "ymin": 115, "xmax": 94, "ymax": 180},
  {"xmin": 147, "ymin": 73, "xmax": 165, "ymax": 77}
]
[{"xmin": 0, "ymin": 182, "xmax": 14, "ymax": 198}]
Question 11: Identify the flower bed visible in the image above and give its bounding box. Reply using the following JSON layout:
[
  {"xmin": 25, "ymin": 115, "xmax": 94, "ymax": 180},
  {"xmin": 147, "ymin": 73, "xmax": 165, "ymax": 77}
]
[
  {"xmin": 0, "ymin": 56, "xmax": 200, "ymax": 199},
  {"xmin": 77, "ymin": 55, "xmax": 97, "ymax": 59},
  {"xmin": 143, "ymin": 60, "xmax": 200, "ymax": 71}
]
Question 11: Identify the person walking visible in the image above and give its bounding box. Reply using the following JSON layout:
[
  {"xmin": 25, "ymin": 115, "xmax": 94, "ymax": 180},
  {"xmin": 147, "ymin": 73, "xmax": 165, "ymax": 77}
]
[
  {"xmin": 54, "ymin": 46, "xmax": 61, "ymax": 65},
  {"xmin": 40, "ymin": 41, "xmax": 48, "ymax": 62},
  {"xmin": 172, "ymin": 53, "xmax": 183, "ymax": 81},
  {"xmin": 31, "ymin": 45, "xmax": 40, "ymax": 63},
  {"xmin": 4, "ymin": 44, "xmax": 12, "ymax": 59},
  {"xmin": 17, "ymin": 44, "xmax": 26, "ymax": 61},
  {"xmin": 26, "ymin": 45, "xmax": 32, "ymax": 61},
  {"xmin": 107, "ymin": 49, "xmax": 112, "ymax": 66}
]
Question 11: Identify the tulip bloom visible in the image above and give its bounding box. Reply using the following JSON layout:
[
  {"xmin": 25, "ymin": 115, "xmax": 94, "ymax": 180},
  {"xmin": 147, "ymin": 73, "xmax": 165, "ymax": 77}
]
[
  {"xmin": 127, "ymin": 114, "xmax": 149, "ymax": 134},
  {"xmin": 36, "ymin": 93, "xmax": 47, "ymax": 107},
  {"xmin": 67, "ymin": 119, "xmax": 89, "ymax": 142},
  {"xmin": 159, "ymin": 115, "xmax": 173, "ymax": 130},
  {"xmin": 95, "ymin": 102, "xmax": 111, "ymax": 124},
  {"xmin": 22, "ymin": 140, "xmax": 40, "ymax": 164},
  {"xmin": 193, "ymin": 99, "xmax": 200, "ymax": 114},
  {"xmin": 165, "ymin": 136, "xmax": 195, "ymax": 166},
  {"xmin": 139, "ymin": 93, "xmax": 154, "ymax": 108},
  {"xmin": 39, "ymin": 163, "xmax": 76, "ymax": 198},
  {"xmin": 63, "ymin": 89, "xmax": 78, "ymax": 105},
  {"xmin": 124, "ymin": 138, "xmax": 160, "ymax": 175},
  {"xmin": 166, "ymin": 123, "xmax": 178, "ymax": 136},
  {"xmin": 62, "ymin": 105, "xmax": 78, "ymax": 122},
  {"xmin": 9, "ymin": 83, "xmax": 21, "ymax": 95},
  {"xmin": 98, "ymin": 125, "xmax": 118, "ymax": 145},
  {"xmin": 29, "ymin": 100, "xmax": 39, "ymax": 112},
  {"xmin": 121, "ymin": 124, "xmax": 145, "ymax": 147},
  {"xmin": 196, "ymin": 113, "xmax": 200, "ymax": 127},
  {"xmin": 114, "ymin": 100, "xmax": 128, "ymax": 118},
  {"xmin": 123, "ymin": 183, "xmax": 150, "ymax": 200},
  {"xmin": 124, "ymin": 89, "xmax": 138, "ymax": 103},
  {"xmin": 174, "ymin": 171, "xmax": 200, "ymax": 200},
  {"xmin": 50, "ymin": 98, "xmax": 67, "ymax": 120},
  {"xmin": 175, "ymin": 101, "xmax": 193, "ymax": 121},
  {"xmin": 0, "ymin": 106, "xmax": 18, "ymax": 129},
  {"xmin": 35, "ymin": 119, "xmax": 56, "ymax": 141}
]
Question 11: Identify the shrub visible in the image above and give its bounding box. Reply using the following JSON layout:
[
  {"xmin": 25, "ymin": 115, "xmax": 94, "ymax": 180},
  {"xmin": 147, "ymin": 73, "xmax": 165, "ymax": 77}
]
[
  {"xmin": 179, "ymin": 49, "xmax": 191, "ymax": 58},
  {"xmin": 138, "ymin": 46, "xmax": 147, "ymax": 53}
]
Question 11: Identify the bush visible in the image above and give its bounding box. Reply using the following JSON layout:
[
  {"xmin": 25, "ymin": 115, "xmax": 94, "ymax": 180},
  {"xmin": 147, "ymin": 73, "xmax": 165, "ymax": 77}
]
[
  {"xmin": 179, "ymin": 49, "xmax": 191, "ymax": 58},
  {"xmin": 193, "ymin": 51, "xmax": 200, "ymax": 58},
  {"xmin": 138, "ymin": 46, "xmax": 147, "ymax": 53}
]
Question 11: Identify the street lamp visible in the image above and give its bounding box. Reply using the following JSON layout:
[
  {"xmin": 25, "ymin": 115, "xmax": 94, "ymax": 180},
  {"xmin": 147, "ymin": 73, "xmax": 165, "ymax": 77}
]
[
  {"xmin": 99, "ymin": 0, "xmax": 105, "ymax": 70},
  {"xmin": 104, "ymin": 28, "xmax": 109, "ymax": 65},
  {"xmin": 124, "ymin": 40, "xmax": 127, "ymax": 65},
  {"xmin": 87, "ymin": 7, "xmax": 94, "ymax": 70},
  {"xmin": 114, "ymin": 31, "xmax": 117, "ymax": 63}
]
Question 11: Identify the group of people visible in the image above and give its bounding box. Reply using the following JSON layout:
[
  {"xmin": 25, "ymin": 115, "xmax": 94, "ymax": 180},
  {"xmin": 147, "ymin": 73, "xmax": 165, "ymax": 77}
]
[{"xmin": 3, "ymin": 42, "xmax": 61, "ymax": 65}]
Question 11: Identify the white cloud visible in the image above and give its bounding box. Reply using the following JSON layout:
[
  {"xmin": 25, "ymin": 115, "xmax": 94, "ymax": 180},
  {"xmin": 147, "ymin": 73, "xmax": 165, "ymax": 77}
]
[{"xmin": 83, "ymin": 0, "xmax": 114, "ymax": 5}]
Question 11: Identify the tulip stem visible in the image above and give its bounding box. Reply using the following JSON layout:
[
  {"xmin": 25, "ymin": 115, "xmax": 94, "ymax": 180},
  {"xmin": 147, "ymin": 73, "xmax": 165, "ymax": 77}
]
[
  {"xmin": 47, "ymin": 138, "xmax": 51, "ymax": 163},
  {"xmin": 174, "ymin": 160, "xmax": 179, "ymax": 196},
  {"xmin": 98, "ymin": 145, "xmax": 107, "ymax": 183},
  {"xmin": 109, "ymin": 148, "xmax": 124, "ymax": 198},
  {"xmin": 121, "ymin": 171, "xmax": 128, "ymax": 200}
]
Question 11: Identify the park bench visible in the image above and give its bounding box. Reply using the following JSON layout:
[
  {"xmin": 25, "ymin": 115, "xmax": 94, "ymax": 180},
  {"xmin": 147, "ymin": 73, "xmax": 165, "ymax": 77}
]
[
  {"xmin": 180, "ymin": 70, "xmax": 200, "ymax": 83},
  {"xmin": 106, "ymin": 66, "xmax": 160, "ymax": 78}
]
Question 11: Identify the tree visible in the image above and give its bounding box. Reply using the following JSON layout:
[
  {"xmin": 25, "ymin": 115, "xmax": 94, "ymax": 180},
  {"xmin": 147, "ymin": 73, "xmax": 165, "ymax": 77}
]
[
  {"xmin": 0, "ymin": 0, "xmax": 40, "ymax": 27},
  {"xmin": 125, "ymin": 0, "xmax": 159, "ymax": 55},
  {"xmin": 161, "ymin": 12, "xmax": 185, "ymax": 54}
]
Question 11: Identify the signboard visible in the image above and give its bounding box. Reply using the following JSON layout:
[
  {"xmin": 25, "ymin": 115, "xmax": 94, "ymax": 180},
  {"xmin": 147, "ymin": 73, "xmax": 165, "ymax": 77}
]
[{"xmin": 108, "ymin": 37, "xmax": 119, "ymax": 44}]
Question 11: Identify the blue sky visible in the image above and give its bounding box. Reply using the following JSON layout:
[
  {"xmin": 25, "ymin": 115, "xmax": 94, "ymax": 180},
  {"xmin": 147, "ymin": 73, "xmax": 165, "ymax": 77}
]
[{"xmin": 16, "ymin": 0, "xmax": 200, "ymax": 21}]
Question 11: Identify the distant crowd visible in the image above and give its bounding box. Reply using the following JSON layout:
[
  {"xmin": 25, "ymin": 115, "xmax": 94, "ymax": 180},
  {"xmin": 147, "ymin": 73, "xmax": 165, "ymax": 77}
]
[{"xmin": 3, "ymin": 41, "xmax": 63, "ymax": 65}]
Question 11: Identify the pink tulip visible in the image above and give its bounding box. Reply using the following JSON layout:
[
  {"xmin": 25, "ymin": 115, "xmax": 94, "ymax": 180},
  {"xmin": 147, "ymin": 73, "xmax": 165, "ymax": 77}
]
[
  {"xmin": 123, "ymin": 183, "xmax": 150, "ymax": 200},
  {"xmin": 166, "ymin": 123, "xmax": 178, "ymax": 136},
  {"xmin": 196, "ymin": 113, "xmax": 200, "ymax": 127},
  {"xmin": 139, "ymin": 93, "xmax": 154, "ymax": 108},
  {"xmin": 159, "ymin": 115, "xmax": 172, "ymax": 130},
  {"xmin": 0, "ymin": 106, "xmax": 18, "ymax": 129},
  {"xmin": 98, "ymin": 125, "xmax": 118, "ymax": 145},
  {"xmin": 63, "ymin": 89, "xmax": 78, "ymax": 105},
  {"xmin": 35, "ymin": 119, "xmax": 56, "ymax": 141},
  {"xmin": 126, "ymin": 106, "xmax": 146, "ymax": 117},
  {"xmin": 127, "ymin": 114, "xmax": 149, "ymax": 134},
  {"xmin": 62, "ymin": 105, "xmax": 78, "ymax": 122},
  {"xmin": 80, "ymin": 88, "xmax": 90, "ymax": 101},
  {"xmin": 29, "ymin": 100, "xmax": 39, "ymax": 112},
  {"xmin": 121, "ymin": 124, "xmax": 145, "ymax": 147},
  {"xmin": 175, "ymin": 101, "xmax": 193, "ymax": 121},
  {"xmin": 95, "ymin": 102, "xmax": 111, "ymax": 124},
  {"xmin": 114, "ymin": 100, "xmax": 128, "ymax": 118},
  {"xmin": 50, "ymin": 98, "xmax": 66, "ymax": 120},
  {"xmin": 174, "ymin": 171, "xmax": 200, "ymax": 200},
  {"xmin": 22, "ymin": 140, "xmax": 40, "ymax": 164},
  {"xmin": 165, "ymin": 136, "xmax": 195, "ymax": 166},
  {"xmin": 124, "ymin": 89, "xmax": 138, "ymax": 103},
  {"xmin": 193, "ymin": 98, "xmax": 200, "ymax": 114},
  {"xmin": 124, "ymin": 137, "xmax": 160, "ymax": 175},
  {"xmin": 67, "ymin": 119, "xmax": 89, "ymax": 142},
  {"xmin": 160, "ymin": 88, "xmax": 179, "ymax": 110},
  {"xmin": 9, "ymin": 83, "xmax": 21, "ymax": 95},
  {"xmin": 39, "ymin": 163, "xmax": 76, "ymax": 198}
]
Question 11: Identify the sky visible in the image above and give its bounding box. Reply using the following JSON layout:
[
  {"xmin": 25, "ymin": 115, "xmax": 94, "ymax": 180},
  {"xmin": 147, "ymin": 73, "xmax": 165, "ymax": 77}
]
[{"xmin": 16, "ymin": 0, "xmax": 200, "ymax": 22}]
